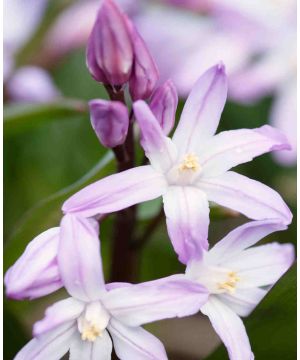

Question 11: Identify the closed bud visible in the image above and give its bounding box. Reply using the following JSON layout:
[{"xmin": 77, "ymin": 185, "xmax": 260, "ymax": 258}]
[
  {"xmin": 4, "ymin": 228, "xmax": 62, "ymax": 300},
  {"xmin": 86, "ymin": 0, "xmax": 134, "ymax": 86},
  {"xmin": 150, "ymin": 79, "xmax": 178, "ymax": 135},
  {"xmin": 127, "ymin": 19, "xmax": 159, "ymax": 100},
  {"xmin": 89, "ymin": 99, "xmax": 129, "ymax": 148}
]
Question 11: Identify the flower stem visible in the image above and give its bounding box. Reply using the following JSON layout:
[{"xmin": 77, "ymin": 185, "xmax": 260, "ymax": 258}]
[
  {"xmin": 132, "ymin": 207, "xmax": 164, "ymax": 249},
  {"xmin": 105, "ymin": 85, "xmax": 138, "ymax": 282}
]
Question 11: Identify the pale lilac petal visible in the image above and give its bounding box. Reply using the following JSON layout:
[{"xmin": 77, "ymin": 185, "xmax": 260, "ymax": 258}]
[
  {"xmin": 219, "ymin": 287, "xmax": 267, "ymax": 317},
  {"xmin": 4, "ymin": 0, "xmax": 48, "ymax": 52},
  {"xmin": 62, "ymin": 165, "xmax": 167, "ymax": 217},
  {"xmin": 271, "ymin": 80, "xmax": 297, "ymax": 166},
  {"xmin": 69, "ymin": 330, "xmax": 112, "ymax": 360},
  {"xmin": 229, "ymin": 51, "xmax": 290, "ymax": 103},
  {"xmin": 199, "ymin": 125, "xmax": 291, "ymax": 177},
  {"xmin": 197, "ymin": 171, "xmax": 292, "ymax": 225},
  {"xmin": 225, "ymin": 243, "xmax": 295, "ymax": 288},
  {"xmin": 149, "ymin": 79, "xmax": 178, "ymax": 135},
  {"xmin": 201, "ymin": 297, "xmax": 254, "ymax": 360},
  {"xmin": 172, "ymin": 63, "xmax": 228, "ymax": 154},
  {"xmin": 4, "ymin": 227, "xmax": 62, "ymax": 300},
  {"xmin": 33, "ymin": 298, "xmax": 84, "ymax": 337},
  {"xmin": 163, "ymin": 186, "xmax": 210, "ymax": 264},
  {"xmin": 14, "ymin": 323, "xmax": 76, "ymax": 360},
  {"xmin": 58, "ymin": 214, "xmax": 105, "ymax": 302},
  {"xmin": 102, "ymin": 275, "xmax": 208, "ymax": 326},
  {"xmin": 208, "ymin": 220, "xmax": 287, "ymax": 264},
  {"xmin": 133, "ymin": 101, "xmax": 178, "ymax": 172},
  {"xmin": 108, "ymin": 319, "xmax": 168, "ymax": 360},
  {"xmin": 7, "ymin": 66, "xmax": 60, "ymax": 103}
]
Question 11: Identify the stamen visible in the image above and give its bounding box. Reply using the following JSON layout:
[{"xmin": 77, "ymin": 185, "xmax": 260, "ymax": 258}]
[
  {"xmin": 178, "ymin": 154, "xmax": 200, "ymax": 172},
  {"xmin": 77, "ymin": 302, "xmax": 110, "ymax": 342},
  {"xmin": 218, "ymin": 271, "xmax": 240, "ymax": 294},
  {"xmin": 81, "ymin": 323, "xmax": 102, "ymax": 342}
]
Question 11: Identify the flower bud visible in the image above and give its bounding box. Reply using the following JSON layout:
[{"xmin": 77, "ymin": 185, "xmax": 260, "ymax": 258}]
[
  {"xmin": 86, "ymin": 0, "xmax": 134, "ymax": 86},
  {"xmin": 89, "ymin": 99, "xmax": 129, "ymax": 148},
  {"xmin": 150, "ymin": 79, "xmax": 178, "ymax": 135},
  {"xmin": 4, "ymin": 228, "xmax": 62, "ymax": 300},
  {"xmin": 127, "ymin": 19, "xmax": 159, "ymax": 100}
]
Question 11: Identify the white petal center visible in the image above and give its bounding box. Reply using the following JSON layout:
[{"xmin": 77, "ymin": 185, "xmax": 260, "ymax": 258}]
[
  {"xmin": 167, "ymin": 153, "xmax": 202, "ymax": 185},
  {"xmin": 78, "ymin": 301, "xmax": 110, "ymax": 342}
]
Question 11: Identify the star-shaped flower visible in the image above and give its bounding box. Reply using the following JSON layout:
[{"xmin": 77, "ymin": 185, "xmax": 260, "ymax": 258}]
[{"xmin": 63, "ymin": 64, "xmax": 292, "ymax": 263}]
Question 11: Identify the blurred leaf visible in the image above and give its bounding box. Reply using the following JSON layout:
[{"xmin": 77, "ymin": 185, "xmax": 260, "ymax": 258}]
[
  {"xmin": 4, "ymin": 100, "xmax": 88, "ymax": 137},
  {"xmin": 4, "ymin": 151, "xmax": 114, "ymax": 271},
  {"xmin": 206, "ymin": 265, "xmax": 296, "ymax": 360}
]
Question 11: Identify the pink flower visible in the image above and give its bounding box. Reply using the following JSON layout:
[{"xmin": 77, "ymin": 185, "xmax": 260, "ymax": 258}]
[
  {"xmin": 12, "ymin": 214, "xmax": 208, "ymax": 359},
  {"xmin": 185, "ymin": 220, "xmax": 295, "ymax": 360},
  {"xmin": 63, "ymin": 65, "xmax": 292, "ymax": 264}
]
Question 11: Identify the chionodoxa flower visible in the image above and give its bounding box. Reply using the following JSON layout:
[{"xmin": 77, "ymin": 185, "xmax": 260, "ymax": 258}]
[
  {"xmin": 9, "ymin": 214, "xmax": 209, "ymax": 359},
  {"xmin": 182, "ymin": 220, "xmax": 294, "ymax": 360},
  {"xmin": 63, "ymin": 64, "xmax": 292, "ymax": 264}
]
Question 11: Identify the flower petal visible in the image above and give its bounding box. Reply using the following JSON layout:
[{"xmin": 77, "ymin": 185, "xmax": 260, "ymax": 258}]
[
  {"xmin": 149, "ymin": 79, "xmax": 178, "ymax": 136},
  {"xmin": 219, "ymin": 287, "xmax": 267, "ymax": 317},
  {"xmin": 62, "ymin": 165, "xmax": 167, "ymax": 217},
  {"xmin": 172, "ymin": 63, "xmax": 227, "ymax": 155},
  {"xmin": 163, "ymin": 186, "xmax": 210, "ymax": 264},
  {"xmin": 58, "ymin": 214, "xmax": 105, "ymax": 302},
  {"xmin": 69, "ymin": 330, "xmax": 112, "ymax": 360},
  {"xmin": 33, "ymin": 298, "xmax": 85, "ymax": 337},
  {"xmin": 199, "ymin": 126, "xmax": 291, "ymax": 177},
  {"xmin": 229, "ymin": 51, "xmax": 290, "ymax": 103},
  {"xmin": 208, "ymin": 219, "xmax": 288, "ymax": 264},
  {"xmin": 4, "ymin": 227, "xmax": 62, "ymax": 300},
  {"xmin": 14, "ymin": 323, "xmax": 75, "ymax": 360},
  {"xmin": 108, "ymin": 319, "xmax": 168, "ymax": 360},
  {"xmin": 225, "ymin": 243, "xmax": 295, "ymax": 288},
  {"xmin": 102, "ymin": 275, "xmax": 208, "ymax": 326},
  {"xmin": 133, "ymin": 100, "xmax": 178, "ymax": 172},
  {"xmin": 197, "ymin": 171, "xmax": 292, "ymax": 225},
  {"xmin": 201, "ymin": 297, "xmax": 254, "ymax": 360},
  {"xmin": 271, "ymin": 79, "xmax": 297, "ymax": 166}
]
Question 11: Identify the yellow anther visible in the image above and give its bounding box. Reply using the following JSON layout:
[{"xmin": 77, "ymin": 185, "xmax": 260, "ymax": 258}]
[
  {"xmin": 81, "ymin": 324, "xmax": 102, "ymax": 342},
  {"xmin": 179, "ymin": 154, "xmax": 200, "ymax": 172},
  {"xmin": 218, "ymin": 271, "xmax": 240, "ymax": 294}
]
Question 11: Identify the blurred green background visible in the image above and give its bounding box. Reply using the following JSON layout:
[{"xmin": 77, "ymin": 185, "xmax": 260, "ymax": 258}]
[{"xmin": 3, "ymin": 1, "xmax": 296, "ymax": 359}]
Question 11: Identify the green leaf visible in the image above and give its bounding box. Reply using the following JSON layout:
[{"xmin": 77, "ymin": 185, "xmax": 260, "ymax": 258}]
[
  {"xmin": 4, "ymin": 99, "xmax": 88, "ymax": 137},
  {"xmin": 4, "ymin": 151, "xmax": 115, "ymax": 271},
  {"xmin": 205, "ymin": 265, "xmax": 296, "ymax": 360}
]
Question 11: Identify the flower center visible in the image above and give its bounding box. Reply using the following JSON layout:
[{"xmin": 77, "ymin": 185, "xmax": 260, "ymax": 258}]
[
  {"xmin": 217, "ymin": 271, "xmax": 240, "ymax": 294},
  {"xmin": 178, "ymin": 153, "xmax": 200, "ymax": 172},
  {"xmin": 77, "ymin": 301, "xmax": 110, "ymax": 342},
  {"xmin": 80, "ymin": 321, "xmax": 102, "ymax": 342}
]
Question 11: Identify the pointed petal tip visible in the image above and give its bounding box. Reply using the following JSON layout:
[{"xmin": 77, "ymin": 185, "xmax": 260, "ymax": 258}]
[
  {"xmin": 258, "ymin": 125, "xmax": 292, "ymax": 151},
  {"xmin": 216, "ymin": 61, "xmax": 226, "ymax": 73}
]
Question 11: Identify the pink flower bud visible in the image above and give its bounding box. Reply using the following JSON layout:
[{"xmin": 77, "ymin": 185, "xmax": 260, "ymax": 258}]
[
  {"xmin": 89, "ymin": 99, "xmax": 129, "ymax": 148},
  {"xmin": 86, "ymin": 0, "xmax": 134, "ymax": 86},
  {"xmin": 127, "ymin": 19, "xmax": 159, "ymax": 100},
  {"xmin": 150, "ymin": 79, "xmax": 178, "ymax": 135}
]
